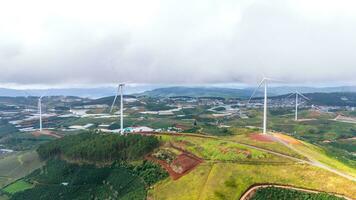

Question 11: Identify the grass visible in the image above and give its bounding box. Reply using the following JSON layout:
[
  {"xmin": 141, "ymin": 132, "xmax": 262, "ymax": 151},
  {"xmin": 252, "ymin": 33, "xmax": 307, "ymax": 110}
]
[
  {"xmin": 291, "ymin": 141, "xmax": 356, "ymax": 178},
  {"xmin": 161, "ymin": 135, "xmax": 293, "ymax": 163},
  {"xmin": 151, "ymin": 163, "xmax": 356, "ymax": 200},
  {"xmin": 0, "ymin": 151, "xmax": 43, "ymax": 188},
  {"xmin": 148, "ymin": 164, "xmax": 212, "ymax": 200},
  {"xmin": 152, "ymin": 133, "xmax": 356, "ymax": 200},
  {"xmin": 223, "ymin": 128, "xmax": 307, "ymax": 159},
  {"xmin": 2, "ymin": 180, "xmax": 33, "ymax": 194}
]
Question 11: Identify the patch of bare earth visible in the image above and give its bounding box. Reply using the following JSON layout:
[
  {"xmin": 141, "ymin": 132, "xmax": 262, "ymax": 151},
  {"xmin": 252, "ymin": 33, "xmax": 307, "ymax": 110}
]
[
  {"xmin": 273, "ymin": 133, "xmax": 301, "ymax": 145},
  {"xmin": 147, "ymin": 151, "xmax": 203, "ymax": 180},
  {"xmin": 249, "ymin": 133, "xmax": 275, "ymax": 142},
  {"xmin": 32, "ymin": 130, "xmax": 62, "ymax": 138}
]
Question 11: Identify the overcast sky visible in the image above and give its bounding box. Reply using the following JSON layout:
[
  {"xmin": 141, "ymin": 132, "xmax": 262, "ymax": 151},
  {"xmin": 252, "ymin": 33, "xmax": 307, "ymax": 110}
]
[{"xmin": 1, "ymin": 0, "xmax": 356, "ymax": 88}]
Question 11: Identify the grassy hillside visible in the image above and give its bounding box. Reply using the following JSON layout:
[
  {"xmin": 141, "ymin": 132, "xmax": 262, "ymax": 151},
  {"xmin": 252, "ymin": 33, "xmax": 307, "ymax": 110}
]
[
  {"xmin": 149, "ymin": 134, "xmax": 356, "ymax": 200},
  {"xmin": 0, "ymin": 151, "xmax": 43, "ymax": 188},
  {"xmin": 150, "ymin": 162, "xmax": 356, "ymax": 200}
]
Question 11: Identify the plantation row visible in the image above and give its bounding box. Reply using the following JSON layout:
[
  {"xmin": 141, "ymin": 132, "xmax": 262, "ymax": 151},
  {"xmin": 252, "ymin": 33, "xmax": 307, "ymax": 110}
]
[
  {"xmin": 251, "ymin": 187, "xmax": 345, "ymax": 200},
  {"xmin": 37, "ymin": 132, "xmax": 160, "ymax": 162}
]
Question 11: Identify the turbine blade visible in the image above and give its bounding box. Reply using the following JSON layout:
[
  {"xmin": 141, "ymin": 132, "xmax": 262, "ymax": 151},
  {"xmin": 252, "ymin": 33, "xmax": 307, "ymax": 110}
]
[
  {"xmin": 285, "ymin": 93, "xmax": 295, "ymax": 98},
  {"xmin": 110, "ymin": 91, "xmax": 119, "ymax": 113},
  {"xmin": 297, "ymin": 92, "xmax": 310, "ymax": 101},
  {"xmin": 263, "ymin": 77, "xmax": 284, "ymax": 82},
  {"xmin": 247, "ymin": 79, "xmax": 265, "ymax": 104}
]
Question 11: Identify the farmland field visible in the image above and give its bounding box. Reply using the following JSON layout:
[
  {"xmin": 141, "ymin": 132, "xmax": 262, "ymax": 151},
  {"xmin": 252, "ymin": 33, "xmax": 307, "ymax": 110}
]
[{"xmin": 2, "ymin": 180, "xmax": 33, "ymax": 194}]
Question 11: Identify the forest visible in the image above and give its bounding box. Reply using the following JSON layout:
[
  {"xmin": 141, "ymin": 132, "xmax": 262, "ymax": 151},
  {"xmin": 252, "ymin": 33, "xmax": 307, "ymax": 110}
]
[
  {"xmin": 37, "ymin": 132, "xmax": 160, "ymax": 163},
  {"xmin": 10, "ymin": 159, "xmax": 168, "ymax": 200}
]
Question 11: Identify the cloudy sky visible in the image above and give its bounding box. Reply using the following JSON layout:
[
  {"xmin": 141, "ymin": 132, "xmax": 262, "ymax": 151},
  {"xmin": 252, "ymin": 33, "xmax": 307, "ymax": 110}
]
[{"xmin": 1, "ymin": 0, "xmax": 356, "ymax": 88}]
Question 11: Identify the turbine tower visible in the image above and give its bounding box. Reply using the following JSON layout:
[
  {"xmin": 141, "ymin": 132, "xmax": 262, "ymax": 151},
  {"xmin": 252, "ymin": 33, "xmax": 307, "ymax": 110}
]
[
  {"xmin": 287, "ymin": 91, "xmax": 310, "ymax": 121},
  {"xmin": 38, "ymin": 96, "xmax": 43, "ymax": 132},
  {"xmin": 248, "ymin": 77, "xmax": 277, "ymax": 134},
  {"xmin": 110, "ymin": 84, "xmax": 125, "ymax": 135}
]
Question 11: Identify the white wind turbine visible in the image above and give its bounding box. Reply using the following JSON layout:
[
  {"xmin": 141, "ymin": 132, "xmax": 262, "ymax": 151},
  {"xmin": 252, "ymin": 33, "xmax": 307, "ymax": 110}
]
[
  {"xmin": 248, "ymin": 77, "xmax": 279, "ymax": 134},
  {"xmin": 110, "ymin": 83, "xmax": 125, "ymax": 135},
  {"xmin": 287, "ymin": 91, "xmax": 310, "ymax": 121}
]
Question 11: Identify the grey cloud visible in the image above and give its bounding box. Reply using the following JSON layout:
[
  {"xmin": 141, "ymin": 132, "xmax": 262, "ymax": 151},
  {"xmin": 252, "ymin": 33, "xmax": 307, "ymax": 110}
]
[{"xmin": 1, "ymin": 0, "xmax": 356, "ymax": 87}]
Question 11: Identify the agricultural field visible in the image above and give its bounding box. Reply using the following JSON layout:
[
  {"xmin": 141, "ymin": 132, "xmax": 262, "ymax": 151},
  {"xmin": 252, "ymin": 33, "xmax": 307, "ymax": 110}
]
[{"xmin": 2, "ymin": 180, "xmax": 33, "ymax": 194}]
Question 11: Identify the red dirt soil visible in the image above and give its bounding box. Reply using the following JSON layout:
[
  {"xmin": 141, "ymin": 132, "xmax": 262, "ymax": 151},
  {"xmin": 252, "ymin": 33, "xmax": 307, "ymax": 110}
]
[
  {"xmin": 32, "ymin": 130, "xmax": 62, "ymax": 138},
  {"xmin": 249, "ymin": 133, "xmax": 275, "ymax": 142},
  {"xmin": 147, "ymin": 152, "xmax": 203, "ymax": 180},
  {"xmin": 273, "ymin": 133, "xmax": 301, "ymax": 145}
]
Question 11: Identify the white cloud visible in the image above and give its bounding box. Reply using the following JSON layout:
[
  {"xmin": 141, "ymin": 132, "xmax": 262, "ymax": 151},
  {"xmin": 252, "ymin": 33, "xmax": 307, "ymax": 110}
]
[{"xmin": 0, "ymin": 0, "xmax": 356, "ymax": 87}]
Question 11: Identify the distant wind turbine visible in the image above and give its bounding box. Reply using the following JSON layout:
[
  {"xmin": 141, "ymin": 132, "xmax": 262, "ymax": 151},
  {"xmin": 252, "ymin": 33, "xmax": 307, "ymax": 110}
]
[
  {"xmin": 38, "ymin": 96, "xmax": 43, "ymax": 132},
  {"xmin": 110, "ymin": 84, "xmax": 125, "ymax": 135},
  {"xmin": 287, "ymin": 91, "xmax": 310, "ymax": 121},
  {"xmin": 248, "ymin": 77, "xmax": 279, "ymax": 134}
]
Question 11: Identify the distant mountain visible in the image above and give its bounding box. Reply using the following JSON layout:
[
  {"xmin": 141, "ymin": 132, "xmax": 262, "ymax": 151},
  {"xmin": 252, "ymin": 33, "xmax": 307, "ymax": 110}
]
[
  {"xmin": 266, "ymin": 92, "xmax": 356, "ymax": 107},
  {"xmin": 0, "ymin": 85, "xmax": 155, "ymax": 98},
  {"xmin": 1, "ymin": 85, "xmax": 356, "ymax": 99},
  {"xmin": 137, "ymin": 86, "xmax": 356, "ymax": 99},
  {"xmin": 266, "ymin": 86, "xmax": 356, "ymax": 95},
  {"xmin": 137, "ymin": 87, "xmax": 260, "ymax": 98}
]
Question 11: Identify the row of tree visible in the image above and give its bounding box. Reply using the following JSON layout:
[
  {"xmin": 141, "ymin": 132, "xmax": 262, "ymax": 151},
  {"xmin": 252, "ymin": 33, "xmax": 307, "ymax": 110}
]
[{"xmin": 251, "ymin": 187, "xmax": 345, "ymax": 200}]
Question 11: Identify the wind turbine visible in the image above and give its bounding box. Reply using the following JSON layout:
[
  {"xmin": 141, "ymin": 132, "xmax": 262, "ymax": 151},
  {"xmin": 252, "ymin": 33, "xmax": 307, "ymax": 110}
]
[
  {"xmin": 38, "ymin": 96, "xmax": 44, "ymax": 132},
  {"xmin": 248, "ymin": 77, "xmax": 278, "ymax": 134},
  {"xmin": 287, "ymin": 91, "xmax": 310, "ymax": 121},
  {"xmin": 110, "ymin": 84, "xmax": 125, "ymax": 134}
]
